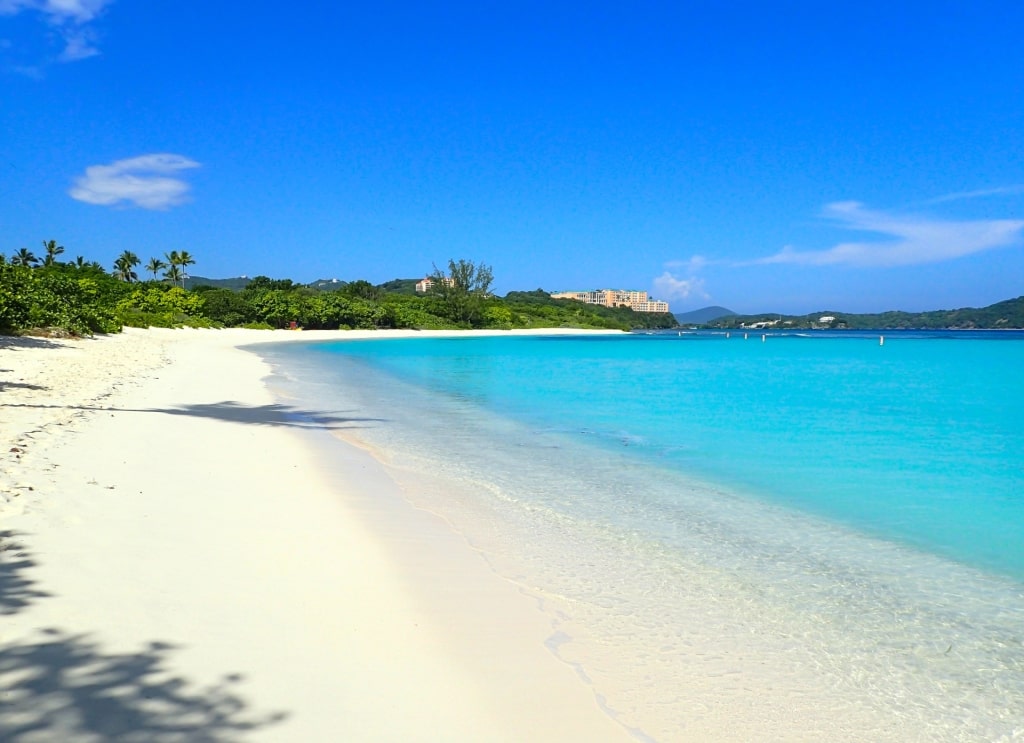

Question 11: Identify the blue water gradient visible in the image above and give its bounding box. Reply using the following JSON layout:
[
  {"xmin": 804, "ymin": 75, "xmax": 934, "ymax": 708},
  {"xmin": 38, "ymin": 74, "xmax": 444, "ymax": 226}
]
[
  {"xmin": 307, "ymin": 330, "xmax": 1024, "ymax": 582},
  {"xmin": 255, "ymin": 330, "xmax": 1024, "ymax": 739}
]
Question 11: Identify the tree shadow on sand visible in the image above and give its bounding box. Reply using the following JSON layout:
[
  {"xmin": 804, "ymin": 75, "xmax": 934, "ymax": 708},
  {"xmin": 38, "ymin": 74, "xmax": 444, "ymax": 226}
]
[
  {"xmin": 0, "ymin": 401, "xmax": 384, "ymax": 431},
  {"xmin": 140, "ymin": 401, "xmax": 384, "ymax": 429},
  {"xmin": 0, "ymin": 380, "xmax": 49, "ymax": 392},
  {"xmin": 1, "ymin": 535, "xmax": 286, "ymax": 740},
  {"xmin": 0, "ymin": 629, "xmax": 288, "ymax": 742},
  {"xmin": 0, "ymin": 336, "xmax": 67, "ymax": 351},
  {"xmin": 0, "ymin": 531, "xmax": 50, "ymax": 615}
]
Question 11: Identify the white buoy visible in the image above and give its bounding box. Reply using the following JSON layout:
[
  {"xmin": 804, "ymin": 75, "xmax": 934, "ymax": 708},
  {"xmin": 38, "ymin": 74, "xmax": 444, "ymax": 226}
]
[
  {"xmin": 762, "ymin": 334, "xmax": 766, "ymax": 342},
  {"xmin": 879, "ymin": 335, "xmax": 885, "ymax": 346},
  {"xmin": 726, "ymin": 332, "xmax": 730, "ymax": 339},
  {"xmin": 744, "ymin": 333, "xmax": 748, "ymax": 340}
]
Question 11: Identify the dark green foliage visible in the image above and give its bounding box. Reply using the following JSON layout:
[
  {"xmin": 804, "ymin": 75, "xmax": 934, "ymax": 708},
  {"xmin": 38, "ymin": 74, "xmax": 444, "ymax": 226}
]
[
  {"xmin": 340, "ymin": 279, "xmax": 383, "ymax": 301},
  {"xmin": 427, "ymin": 259, "xmax": 495, "ymax": 327},
  {"xmin": 42, "ymin": 240, "xmax": 64, "ymax": 267},
  {"xmin": 377, "ymin": 278, "xmax": 421, "ymax": 295},
  {"xmin": 377, "ymin": 293, "xmax": 449, "ymax": 329},
  {"xmin": 112, "ymin": 251, "xmax": 141, "ymax": 282},
  {"xmin": 502, "ymin": 290, "xmax": 678, "ymax": 330},
  {"xmin": 243, "ymin": 276, "xmax": 299, "ymax": 292},
  {"xmin": 707, "ymin": 297, "xmax": 1024, "ymax": 330},
  {"xmin": 184, "ymin": 275, "xmax": 251, "ymax": 290},
  {"xmin": 0, "ymin": 264, "xmax": 33, "ymax": 332},
  {"xmin": 0, "ymin": 264, "xmax": 122, "ymax": 335},
  {"xmin": 11, "ymin": 248, "xmax": 38, "ymax": 267},
  {"xmin": 241, "ymin": 288, "xmax": 306, "ymax": 328},
  {"xmin": 192, "ymin": 287, "xmax": 250, "ymax": 327}
]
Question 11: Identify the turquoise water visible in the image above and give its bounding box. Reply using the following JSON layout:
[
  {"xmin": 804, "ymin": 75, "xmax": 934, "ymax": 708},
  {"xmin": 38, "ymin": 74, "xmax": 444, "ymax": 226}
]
[
  {"xmin": 305, "ymin": 331, "xmax": 1024, "ymax": 580},
  {"xmin": 257, "ymin": 331, "xmax": 1024, "ymax": 741}
]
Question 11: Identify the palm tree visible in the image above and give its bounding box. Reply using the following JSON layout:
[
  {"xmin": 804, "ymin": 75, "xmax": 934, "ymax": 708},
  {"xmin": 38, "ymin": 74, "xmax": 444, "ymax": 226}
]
[
  {"xmin": 11, "ymin": 247, "xmax": 38, "ymax": 267},
  {"xmin": 145, "ymin": 257, "xmax": 167, "ymax": 280},
  {"xmin": 113, "ymin": 250, "xmax": 140, "ymax": 282},
  {"xmin": 74, "ymin": 256, "xmax": 87, "ymax": 269},
  {"xmin": 163, "ymin": 264, "xmax": 183, "ymax": 286},
  {"xmin": 177, "ymin": 250, "xmax": 195, "ymax": 288},
  {"xmin": 42, "ymin": 239, "xmax": 64, "ymax": 267},
  {"xmin": 164, "ymin": 250, "xmax": 196, "ymax": 288},
  {"xmin": 165, "ymin": 251, "xmax": 182, "ymax": 287}
]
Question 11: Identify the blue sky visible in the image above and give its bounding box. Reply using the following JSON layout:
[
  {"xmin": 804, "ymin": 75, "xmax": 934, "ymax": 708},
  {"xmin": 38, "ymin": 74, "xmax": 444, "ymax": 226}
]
[{"xmin": 2, "ymin": 1, "xmax": 1022, "ymax": 314}]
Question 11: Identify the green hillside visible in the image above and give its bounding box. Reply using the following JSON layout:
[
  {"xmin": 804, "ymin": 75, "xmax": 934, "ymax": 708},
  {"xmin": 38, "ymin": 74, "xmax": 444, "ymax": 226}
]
[{"xmin": 706, "ymin": 296, "xmax": 1024, "ymax": 330}]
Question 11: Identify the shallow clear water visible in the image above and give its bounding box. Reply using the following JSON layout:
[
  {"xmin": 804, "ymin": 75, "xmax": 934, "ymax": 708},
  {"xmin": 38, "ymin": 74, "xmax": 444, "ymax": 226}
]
[{"xmin": 256, "ymin": 331, "xmax": 1024, "ymax": 741}]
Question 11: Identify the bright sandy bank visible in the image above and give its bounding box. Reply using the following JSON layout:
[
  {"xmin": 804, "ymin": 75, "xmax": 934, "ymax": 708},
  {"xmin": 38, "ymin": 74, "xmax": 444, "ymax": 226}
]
[{"xmin": 0, "ymin": 327, "xmax": 629, "ymax": 742}]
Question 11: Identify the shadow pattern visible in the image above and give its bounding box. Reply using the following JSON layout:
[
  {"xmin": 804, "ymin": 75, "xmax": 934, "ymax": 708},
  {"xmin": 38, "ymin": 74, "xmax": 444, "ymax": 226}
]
[
  {"xmin": 0, "ymin": 336, "xmax": 67, "ymax": 351},
  {"xmin": 0, "ymin": 401, "xmax": 383, "ymax": 430},
  {"xmin": 0, "ymin": 629, "xmax": 287, "ymax": 742},
  {"xmin": 0, "ymin": 532, "xmax": 49, "ymax": 615},
  {"xmin": 143, "ymin": 401, "xmax": 383, "ymax": 429},
  {"xmin": 0, "ymin": 380, "xmax": 49, "ymax": 392}
]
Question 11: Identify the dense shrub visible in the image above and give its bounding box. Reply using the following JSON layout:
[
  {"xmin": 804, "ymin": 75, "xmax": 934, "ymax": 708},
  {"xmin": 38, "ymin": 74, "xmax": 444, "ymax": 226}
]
[
  {"xmin": 0, "ymin": 264, "xmax": 121, "ymax": 335},
  {"xmin": 116, "ymin": 285, "xmax": 208, "ymax": 328},
  {"xmin": 2, "ymin": 259, "xmax": 677, "ymax": 337},
  {"xmin": 192, "ymin": 287, "xmax": 250, "ymax": 327}
]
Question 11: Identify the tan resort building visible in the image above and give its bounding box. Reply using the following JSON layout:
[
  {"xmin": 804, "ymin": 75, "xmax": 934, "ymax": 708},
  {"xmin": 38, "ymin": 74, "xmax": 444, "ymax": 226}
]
[{"xmin": 550, "ymin": 289, "xmax": 669, "ymax": 313}]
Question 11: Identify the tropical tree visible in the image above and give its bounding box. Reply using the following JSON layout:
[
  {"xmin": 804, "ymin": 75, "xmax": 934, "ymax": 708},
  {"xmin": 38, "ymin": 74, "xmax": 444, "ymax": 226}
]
[
  {"xmin": 113, "ymin": 251, "xmax": 141, "ymax": 282},
  {"xmin": 145, "ymin": 256, "xmax": 167, "ymax": 280},
  {"xmin": 177, "ymin": 250, "xmax": 196, "ymax": 287},
  {"xmin": 342, "ymin": 279, "xmax": 383, "ymax": 301},
  {"xmin": 42, "ymin": 239, "xmax": 64, "ymax": 267},
  {"xmin": 427, "ymin": 258, "xmax": 494, "ymax": 327},
  {"xmin": 72, "ymin": 256, "xmax": 105, "ymax": 272},
  {"xmin": 163, "ymin": 263, "xmax": 183, "ymax": 286},
  {"xmin": 164, "ymin": 250, "xmax": 195, "ymax": 288},
  {"xmin": 11, "ymin": 248, "xmax": 38, "ymax": 267}
]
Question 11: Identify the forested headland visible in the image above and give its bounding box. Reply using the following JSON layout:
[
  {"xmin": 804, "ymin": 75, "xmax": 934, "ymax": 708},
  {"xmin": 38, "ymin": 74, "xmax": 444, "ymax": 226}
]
[
  {"xmin": 704, "ymin": 297, "xmax": 1024, "ymax": 330},
  {"xmin": 0, "ymin": 246, "xmax": 678, "ymax": 336}
]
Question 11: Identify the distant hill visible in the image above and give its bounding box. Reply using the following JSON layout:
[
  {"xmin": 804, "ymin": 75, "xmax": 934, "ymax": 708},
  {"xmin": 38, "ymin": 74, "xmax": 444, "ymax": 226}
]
[
  {"xmin": 675, "ymin": 306, "xmax": 736, "ymax": 324},
  {"xmin": 185, "ymin": 276, "xmax": 423, "ymax": 293},
  {"xmin": 377, "ymin": 278, "xmax": 421, "ymax": 295},
  {"xmin": 185, "ymin": 275, "xmax": 250, "ymax": 290},
  {"xmin": 705, "ymin": 296, "xmax": 1024, "ymax": 330},
  {"xmin": 308, "ymin": 278, "xmax": 347, "ymax": 291}
]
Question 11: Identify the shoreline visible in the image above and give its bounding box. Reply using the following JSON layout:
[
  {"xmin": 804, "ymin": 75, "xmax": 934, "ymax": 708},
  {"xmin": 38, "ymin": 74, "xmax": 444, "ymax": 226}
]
[
  {"xmin": 6, "ymin": 327, "xmax": 1022, "ymax": 741},
  {"xmin": 0, "ymin": 327, "xmax": 630, "ymax": 741},
  {"xmin": 253, "ymin": 330, "xmax": 1024, "ymax": 742}
]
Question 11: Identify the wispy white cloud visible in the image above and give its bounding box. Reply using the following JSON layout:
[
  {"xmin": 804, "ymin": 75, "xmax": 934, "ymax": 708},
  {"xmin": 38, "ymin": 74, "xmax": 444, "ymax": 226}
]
[
  {"xmin": 757, "ymin": 201, "xmax": 1024, "ymax": 268},
  {"xmin": 58, "ymin": 26, "xmax": 98, "ymax": 60},
  {"xmin": 654, "ymin": 256, "xmax": 710, "ymax": 303},
  {"xmin": 0, "ymin": 0, "xmax": 113, "ymax": 62},
  {"xmin": 0, "ymin": 0, "xmax": 109, "ymax": 23},
  {"xmin": 69, "ymin": 154, "xmax": 201, "ymax": 210},
  {"xmin": 921, "ymin": 185, "xmax": 1024, "ymax": 205},
  {"xmin": 664, "ymin": 255, "xmax": 708, "ymax": 273}
]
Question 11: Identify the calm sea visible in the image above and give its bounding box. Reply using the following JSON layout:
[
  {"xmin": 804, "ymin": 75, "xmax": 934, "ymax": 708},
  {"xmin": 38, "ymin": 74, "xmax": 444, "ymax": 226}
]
[{"xmin": 257, "ymin": 330, "xmax": 1024, "ymax": 741}]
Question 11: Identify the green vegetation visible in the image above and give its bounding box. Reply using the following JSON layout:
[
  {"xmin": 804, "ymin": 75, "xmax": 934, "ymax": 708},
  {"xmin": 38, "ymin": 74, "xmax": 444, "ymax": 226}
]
[
  {"xmin": 1, "ymin": 246, "xmax": 678, "ymax": 336},
  {"xmin": 503, "ymin": 290, "xmax": 679, "ymax": 330},
  {"xmin": 0, "ymin": 260, "xmax": 121, "ymax": 335},
  {"xmin": 706, "ymin": 297, "xmax": 1024, "ymax": 330},
  {"xmin": 426, "ymin": 258, "xmax": 495, "ymax": 327}
]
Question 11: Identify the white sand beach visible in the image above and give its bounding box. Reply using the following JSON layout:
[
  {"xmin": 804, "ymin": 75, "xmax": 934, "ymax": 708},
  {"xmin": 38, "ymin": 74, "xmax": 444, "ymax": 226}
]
[{"xmin": 0, "ymin": 328, "xmax": 630, "ymax": 742}]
